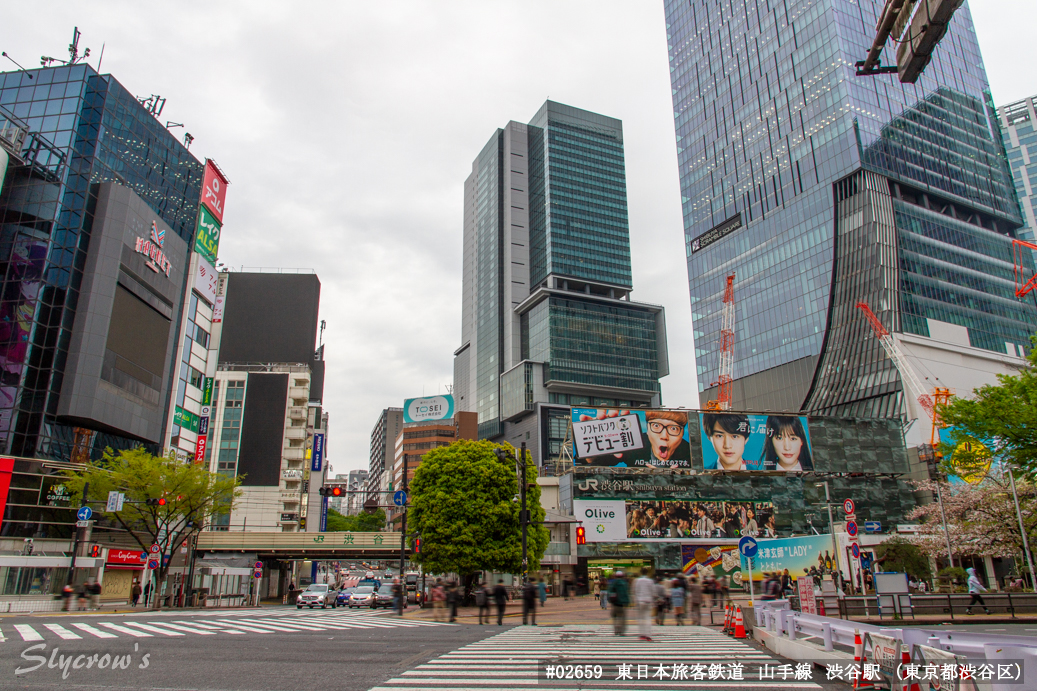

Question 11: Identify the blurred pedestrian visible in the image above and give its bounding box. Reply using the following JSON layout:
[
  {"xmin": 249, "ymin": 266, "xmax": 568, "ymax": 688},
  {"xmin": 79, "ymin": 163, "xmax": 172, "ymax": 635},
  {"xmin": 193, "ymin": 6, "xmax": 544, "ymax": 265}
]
[
  {"xmin": 607, "ymin": 570, "xmax": 630, "ymax": 636},
  {"xmin": 446, "ymin": 582, "xmax": 459, "ymax": 622},
  {"xmin": 493, "ymin": 579, "xmax": 509, "ymax": 625},
  {"xmin": 522, "ymin": 578, "xmax": 538, "ymax": 626},
  {"xmin": 131, "ymin": 580, "xmax": 141, "ymax": 607},
  {"xmin": 670, "ymin": 578, "xmax": 685, "ymax": 626},
  {"xmin": 431, "ymin": 580, "xmax": 446, "ymax": 621},
  {"xmin": 476, "ymin": 581, "xmax": 491, "ymax": 624},
  {"xmin": 143, "ymin": 580, "xmax": 152, "ymax": 607},
  {"xmin": 634, "ymin": 567, "xmax": 655, "ymax": 641},
  {"xmin": 654, "ymin": 576, "xmax": 668, "ymax": 626},
  {"xmin": 537, "ymin": 579, "xmax": 547, "ymax": 607},
  {"xmin": 689, "ymin": 576, "xmax": 703, "ymax": 625}
]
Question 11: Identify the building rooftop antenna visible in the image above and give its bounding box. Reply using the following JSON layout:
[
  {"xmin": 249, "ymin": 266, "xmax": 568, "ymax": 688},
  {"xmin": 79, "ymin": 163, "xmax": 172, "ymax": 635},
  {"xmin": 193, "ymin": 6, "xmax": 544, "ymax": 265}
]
[
  {"xmin": 1, "ymin": 52, "xmax": 34, "ymax": 79},
  {"xmin": 42, "ymin": 27, "xmax": 91, "ymax": 67}
]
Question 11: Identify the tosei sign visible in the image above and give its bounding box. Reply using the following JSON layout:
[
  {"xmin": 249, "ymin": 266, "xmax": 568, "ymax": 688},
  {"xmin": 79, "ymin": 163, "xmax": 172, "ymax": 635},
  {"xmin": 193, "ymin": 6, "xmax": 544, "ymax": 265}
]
[{"xmin": 403, "ymin": 395, "xmax": 454, "ymax": 423}]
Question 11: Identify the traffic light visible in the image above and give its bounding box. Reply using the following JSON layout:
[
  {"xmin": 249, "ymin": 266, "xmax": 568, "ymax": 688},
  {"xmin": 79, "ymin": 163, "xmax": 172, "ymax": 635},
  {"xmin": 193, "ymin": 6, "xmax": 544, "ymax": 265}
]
[
  {"xmin": 88, "ymin": 544, "xmax": 101, "ymax": 558},
  {"xmin": 318, "ymin": 486, "xmax": 344, "ymax": 497},
  {"xmin": 413, "ymin": 537, "xmax": 422, "ymax": 554},
  {"xmin": 145, "ymin": 497, "xmax": 167, "ymax": 507},
  {"xmin": 575, "ymin": 526, "xmax": 586, "ymax": 545},
  {"xmin": 299, "ymin": 517, "xmax": 307, "ymax": 529}
]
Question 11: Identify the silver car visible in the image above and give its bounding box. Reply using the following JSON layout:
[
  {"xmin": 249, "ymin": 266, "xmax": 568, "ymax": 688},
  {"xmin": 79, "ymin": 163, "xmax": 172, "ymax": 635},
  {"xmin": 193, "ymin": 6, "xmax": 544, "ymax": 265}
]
[
  {"xmin": 348, "ymin": 585, "xmax": 376, "ymax": 608},
  {"xmin": 296, "ymin": 584, "xmax": 338, "ymax": 609}
]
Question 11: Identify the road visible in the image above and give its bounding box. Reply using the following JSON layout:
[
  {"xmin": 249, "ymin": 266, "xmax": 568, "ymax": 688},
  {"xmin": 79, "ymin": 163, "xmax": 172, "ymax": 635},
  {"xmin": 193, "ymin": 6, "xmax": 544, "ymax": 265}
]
[{"xmin": 0, "ymin": 606, "xmax": 870, "ymax": 690}]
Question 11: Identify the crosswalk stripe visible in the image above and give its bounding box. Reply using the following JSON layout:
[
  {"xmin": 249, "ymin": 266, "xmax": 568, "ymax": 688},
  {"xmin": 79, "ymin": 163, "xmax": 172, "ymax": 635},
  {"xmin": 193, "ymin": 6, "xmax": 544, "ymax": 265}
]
[
  {"xmin": 148, "ymin": 622, "xmax": 216, "ymax": 635},
  {"xmin": 197, "ymin": 621, "xmax": 270, "ymax": 634},
  {"xmin": 99, "ymin": 622, "xmax": 153, "ymax": 637},
  {"xmin": 42, "ymin": 624, "xmax": 81, "ymax": 640},
  {"xmin": 119, "ymin": 622, "xmax": 184, "ymax": 637},
  {"xmin": 13, "ymin": 625, "xmax": 42, "ymax": 641},
  {"xmin": 71, "ymin": 623, "xmax": 118, "ymax": 639},
  {"xmin": 214, "ymin": 619, "xmax": 312, "ymax": 632},
  {"xmin": 172, "ymin": 620, "xmax": 246, "ymax": 634}
]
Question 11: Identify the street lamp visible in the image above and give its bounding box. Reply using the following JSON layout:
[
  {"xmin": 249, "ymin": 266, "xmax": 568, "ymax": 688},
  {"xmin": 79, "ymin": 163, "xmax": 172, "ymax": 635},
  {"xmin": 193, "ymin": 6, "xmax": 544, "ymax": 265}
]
[{"xmin": 495, "ymin": 443, "xmax": 530, "ymax": 584}]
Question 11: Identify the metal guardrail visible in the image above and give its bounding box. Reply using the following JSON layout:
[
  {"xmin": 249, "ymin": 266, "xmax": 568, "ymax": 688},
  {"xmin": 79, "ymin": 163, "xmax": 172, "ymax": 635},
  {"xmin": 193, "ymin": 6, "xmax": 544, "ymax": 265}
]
[{"xmin": 835, "ymin": 593, "xmax": 1037, "ymax": 620}]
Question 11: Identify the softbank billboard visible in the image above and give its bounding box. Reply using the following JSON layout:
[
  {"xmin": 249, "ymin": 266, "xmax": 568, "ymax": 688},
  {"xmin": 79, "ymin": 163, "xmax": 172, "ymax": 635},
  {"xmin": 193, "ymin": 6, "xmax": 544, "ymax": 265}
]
[{"xmin": 573, "ymin": 500, "xmax": 626, "ymax": 542}]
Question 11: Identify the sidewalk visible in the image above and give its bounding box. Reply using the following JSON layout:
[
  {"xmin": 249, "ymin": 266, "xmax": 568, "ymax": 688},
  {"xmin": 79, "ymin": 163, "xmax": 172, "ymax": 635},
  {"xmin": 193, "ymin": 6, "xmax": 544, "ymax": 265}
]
[{"xmin": 399, "ymin": 595, "xmax": 731, "ymax": 626}]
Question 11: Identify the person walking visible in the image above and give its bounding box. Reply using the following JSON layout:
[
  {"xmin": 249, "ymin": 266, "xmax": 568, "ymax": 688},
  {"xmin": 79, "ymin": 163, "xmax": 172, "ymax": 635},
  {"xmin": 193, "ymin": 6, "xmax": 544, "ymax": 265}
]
[
  {"xmin": 431, "ymin": 580, "xmax": 446, "ymax": 621},
  {"xmin": 76, "ymin": 582, "xmax": 89, "ymax": 611},
  {"xmin": 446, "ymin": 582, "xmax": 459, "ymax": 623},
  {"xmin": 87, "ymin": 578, "xmax": 101, "ymax": 610},
  {"xmin": 966, "ymin": 568, "xmax": 991, "ymax": 615},
  {"xmin": 537, "ymin": 579, "xmax": 547, "ymax": 608},
  {"xmin": 476, "ymin": 582, "xmax": 490, "ymax": 624},
  {"xmin": 522, "ymin": 578, "xmax": 538, "ymax": 625},
  {"xmin": 634, "ymin": 567, "xmax": 655, "ymax": 641},
  {"xmin": 62, "ymin": 583, "xmax": 74, "ymax": 611},
  {"xmin": 493, "ymin": 579, "xmax": 509, "ymax": 625},
  {"xmin": 670, "ymin": 578, "xmax": 685, "ymax": 626},
  {"xmin": 131, "ymin": 580, "xmax": 142, "ymax": 607},
  {"xmin": 607, "ymin": 570, "xmax": 630, "ymax": 636},
  {"xmin": 688, "ymin": 576, "xmax": 703, "ymax": 625},
  {"xmin": 654, "ymin": 576, "xmax": 668, "ymax": 626},
  {"xmin": 599, "ymin": 576, "xmax": 609, "ymax": 609}
]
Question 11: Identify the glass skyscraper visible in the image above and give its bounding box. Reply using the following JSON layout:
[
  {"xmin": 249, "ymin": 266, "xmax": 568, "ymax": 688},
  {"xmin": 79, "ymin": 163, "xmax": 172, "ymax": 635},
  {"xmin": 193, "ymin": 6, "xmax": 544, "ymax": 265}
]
[
  {"xmin": 454, "ymin": 101, "xmax": 668, "ymax": 459},
  {"xmin": 999, "ymin": 95, "xmax": 1037, "ymax": 245},
  {"xmin": 665, "ymin": 0, "xmax": 1036, "ymax": 423},
  {"xmin": 0, "ymin": 64, "xmax": 202, "ymax": 460}
]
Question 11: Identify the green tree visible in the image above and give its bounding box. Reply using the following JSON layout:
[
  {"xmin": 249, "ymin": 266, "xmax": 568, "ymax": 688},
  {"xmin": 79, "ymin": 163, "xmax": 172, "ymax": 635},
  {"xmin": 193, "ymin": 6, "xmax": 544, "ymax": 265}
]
[
  {"xmin": 936, "ymin": 341, "xmax": 1037, "ymax": 477},
  {"xmin": 409, "ymin": 439, "xmax": 549, "ymax": 584},
  {"xmin": 325, "ymin": 507, "xmax": 386, "ymax": 532},
  {"xmin": 61, "ymin": 448, "xmax": 241, "ymax": 610},
  {"xmin": 873, "ymin": 537, "xmax": 931, "ymax": 580}
]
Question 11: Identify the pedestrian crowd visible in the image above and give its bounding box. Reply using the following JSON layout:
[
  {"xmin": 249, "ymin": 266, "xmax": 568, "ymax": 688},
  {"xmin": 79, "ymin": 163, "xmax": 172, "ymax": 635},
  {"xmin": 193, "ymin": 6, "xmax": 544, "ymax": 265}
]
[{"xmin": 604, "ymin": 568, "xmax": 731, "ymax": 641}]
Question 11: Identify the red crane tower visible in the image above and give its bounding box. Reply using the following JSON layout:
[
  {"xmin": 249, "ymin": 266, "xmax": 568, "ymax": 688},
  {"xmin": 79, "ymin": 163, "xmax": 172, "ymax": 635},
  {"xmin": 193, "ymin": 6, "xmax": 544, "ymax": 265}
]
[{"xmin": 707, "ymin": 274, "xmax": 736, "ymax": 411}]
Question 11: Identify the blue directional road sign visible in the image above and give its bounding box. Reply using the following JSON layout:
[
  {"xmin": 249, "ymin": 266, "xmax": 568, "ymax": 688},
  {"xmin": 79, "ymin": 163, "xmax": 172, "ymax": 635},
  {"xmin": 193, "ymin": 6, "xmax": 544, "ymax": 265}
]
[
  {"xmin": 864, "ymin": 521, "xmax": 881, "ymax": 533},
  {"xmin": 393, "ymin": 490, "xmax": 408, "ymax": 507},
  {"xmin": 738, "ymin": 536, "xmax": 759, "ymax": 559},
  {"xmin": 76, "ymin": 506, "xmax": 92, "ymax": 521}
]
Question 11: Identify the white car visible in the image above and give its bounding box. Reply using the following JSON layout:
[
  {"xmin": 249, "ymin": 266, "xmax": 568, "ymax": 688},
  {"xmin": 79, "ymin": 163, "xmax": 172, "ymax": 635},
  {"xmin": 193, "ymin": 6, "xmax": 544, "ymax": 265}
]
[
  {"xmin": 348, "ymin": 586, "xmax": 376, "ymax": 608},
  {"xmin": 297, "ymin": 584, "xmax": 338, "ymax": 609}
]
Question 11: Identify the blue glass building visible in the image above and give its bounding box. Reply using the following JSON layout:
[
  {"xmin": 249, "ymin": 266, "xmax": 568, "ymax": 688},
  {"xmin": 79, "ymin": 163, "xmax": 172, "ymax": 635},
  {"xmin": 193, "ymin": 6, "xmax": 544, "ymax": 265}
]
[
  {"xmin": 454, "ymin": 101, "xmax": 668, "ymax": 460},
  {"xmin": 665, "ymin": 0, "xmax": 1036, "ymax": 423},
  {"xmin": 0, "ymin": 64, "xmax": 202, "ymax": 461},
  {"xmin": 999, "ymin": 95, "xmax": 1037, "ymax": 245}
]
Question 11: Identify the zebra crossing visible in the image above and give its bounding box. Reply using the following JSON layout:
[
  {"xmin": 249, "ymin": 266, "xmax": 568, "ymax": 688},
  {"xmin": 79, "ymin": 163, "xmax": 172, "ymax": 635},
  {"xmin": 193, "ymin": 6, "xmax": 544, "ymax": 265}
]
[
  {"xmin": 1, "ymin": 608, "xmax": 452, "ymax": 643},
  {"xmin": 369, "ymin": 625, "xmax": 823, "ymax": 690}
]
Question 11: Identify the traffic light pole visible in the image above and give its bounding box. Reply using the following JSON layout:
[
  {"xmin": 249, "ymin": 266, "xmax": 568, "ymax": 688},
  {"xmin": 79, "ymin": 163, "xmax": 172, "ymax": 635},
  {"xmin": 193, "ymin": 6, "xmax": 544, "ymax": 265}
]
[
  {"xmin": 398, "ymin": 454, "xmax": 408, "ymax": 615},
  {"xmin": 66, "ymin": 482, "xmax": 89, "ymax": 586}
]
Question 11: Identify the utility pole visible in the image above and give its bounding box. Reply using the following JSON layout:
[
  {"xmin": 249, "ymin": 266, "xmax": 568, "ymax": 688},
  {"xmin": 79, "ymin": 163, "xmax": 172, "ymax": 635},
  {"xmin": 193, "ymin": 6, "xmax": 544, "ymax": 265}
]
[
  {"xmin": 815, "ymin": 481, "xmax": 844, "ymax": 588},
  {"xmin": 1007, "ymin": 466, "xmax": 1037, "ymax": 593},
  {"xmin": 520, "ymin": 442, "xmax": 528, "ymax": 585}
]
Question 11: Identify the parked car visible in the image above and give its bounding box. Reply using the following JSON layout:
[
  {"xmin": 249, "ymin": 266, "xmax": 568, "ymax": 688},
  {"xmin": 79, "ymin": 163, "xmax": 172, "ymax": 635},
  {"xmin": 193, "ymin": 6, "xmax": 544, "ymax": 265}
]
[
  {"xmin": 336, "ymin": 587, "xmax": 356, "ymax": 605},
  {"xmin": 348, "ymin": 586, "xmax": 376, "ymax": 608},
  {"xmin": 297, "ymin": 584, "xmax": 338, "ymax": 609}
]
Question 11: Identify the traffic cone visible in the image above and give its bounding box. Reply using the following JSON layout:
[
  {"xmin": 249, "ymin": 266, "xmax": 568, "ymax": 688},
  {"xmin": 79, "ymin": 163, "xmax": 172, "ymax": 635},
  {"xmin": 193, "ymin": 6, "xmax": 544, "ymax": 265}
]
[
  {"xmin": 852, "ymin": 629, "xmax": 875, "ymax": 690},
  {"xmin": 900, "ymin": 644, "xmax": 920, "ymax": 691},
  {"xmin": 722, "ymin": 603, "xmax": 731, "ymax": 634},
  {"xmin": 733, "ymin": 605, "xmax": 746, "ymax": 639},
  {"xmin": 818, "ymin": 597, "xmax": 826, "ymax": 617}
]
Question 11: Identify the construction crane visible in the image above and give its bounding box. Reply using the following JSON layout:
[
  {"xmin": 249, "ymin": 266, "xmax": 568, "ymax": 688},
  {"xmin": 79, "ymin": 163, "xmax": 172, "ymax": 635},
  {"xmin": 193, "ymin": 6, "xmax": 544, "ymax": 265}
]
[
  {"xmin": 706, "ymin": 274, "xmax": 736, "ymax": 411},
  {"xmin": 1012, "ymin": 238, "xmax": 1037, "ymax": 299},
  {"xmin": 855, "ymin": 301, "xmax": 952, "ymax": 432}
]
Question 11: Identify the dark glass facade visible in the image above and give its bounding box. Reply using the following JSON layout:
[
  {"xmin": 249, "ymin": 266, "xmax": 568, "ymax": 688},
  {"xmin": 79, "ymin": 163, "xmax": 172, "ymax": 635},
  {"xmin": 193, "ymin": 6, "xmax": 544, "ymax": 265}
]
[
  {"xmin": 0, "ymin": 64, "xmax": 202, "ymax": 460},
  {"xmin": 665, "ymin": 0, "xmax": 1036, "ymax": 415}
]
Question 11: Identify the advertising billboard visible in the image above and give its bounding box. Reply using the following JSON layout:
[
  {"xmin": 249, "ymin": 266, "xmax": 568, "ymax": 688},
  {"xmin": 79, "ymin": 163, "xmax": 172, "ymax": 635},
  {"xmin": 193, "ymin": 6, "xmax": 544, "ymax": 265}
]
[
  {"xmin": 173, "ymin": 406, "xmax": 199, "ymax": 433},
  {"xmin": 194, "ymin": 205, "xmax": 221, "ymax": 265},
  {"xmin": 573, "ymin": 499, "xmax": 772, "ymax": 541},
  {"xmin": 699, "ymin": 412, "xmax": 813, "ymax": 471},
  {"xmin": 200, "ymin": 159, "xmax": 229, "ymax": 224},
  {"xmin": 738, "ymin": 534, "xmax": 833, "ymax": 581},
  {"xmin": 572, "ymin": 408, "xmax": 691, "ymax": 468},
  {"xmin": 403, "ymin": 395, "xmax": 454, "ymax": 423},
  {"xmin": 680, "ymin": 544, "xmax": 742, "ymax": 580},
  {"xmin": 311, "ymin": 432, "xmax": 325, "ymax": 472},
  {"xmin": 194, "ymin": 256, "xmax": 218, "ymax": 304}
]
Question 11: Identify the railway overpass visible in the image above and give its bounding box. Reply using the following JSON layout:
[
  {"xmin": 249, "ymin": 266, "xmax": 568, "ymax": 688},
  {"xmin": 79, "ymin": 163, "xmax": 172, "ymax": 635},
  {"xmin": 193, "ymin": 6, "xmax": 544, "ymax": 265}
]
[{"xmin": 195, "ymin": 531, "xmax": 407, "ymax": 561}]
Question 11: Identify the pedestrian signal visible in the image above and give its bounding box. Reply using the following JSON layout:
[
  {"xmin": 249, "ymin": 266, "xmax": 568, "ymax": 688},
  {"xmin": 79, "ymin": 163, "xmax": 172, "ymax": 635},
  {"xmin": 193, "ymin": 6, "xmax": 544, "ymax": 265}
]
[
  {"xmin": 88, "ymin": 544, "xmax": 101, "ymax": 558},
  {"xmin": 413, "ymin": 537, "xmax": 422, "ymax": 554},
  {"xmin": 575, "ymin": 526, "xmax": 586, "ymax": 545}
]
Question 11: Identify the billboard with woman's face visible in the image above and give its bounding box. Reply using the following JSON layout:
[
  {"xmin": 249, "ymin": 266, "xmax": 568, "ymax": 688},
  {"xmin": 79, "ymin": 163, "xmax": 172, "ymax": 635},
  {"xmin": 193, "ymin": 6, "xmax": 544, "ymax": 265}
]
[
  {"xmin": 699, "ymin": 413, "xmax": 813, "ymax": 472},
  {"xmin": 572, "ymin": 408, "xmax": 692, "ymax": 468}
]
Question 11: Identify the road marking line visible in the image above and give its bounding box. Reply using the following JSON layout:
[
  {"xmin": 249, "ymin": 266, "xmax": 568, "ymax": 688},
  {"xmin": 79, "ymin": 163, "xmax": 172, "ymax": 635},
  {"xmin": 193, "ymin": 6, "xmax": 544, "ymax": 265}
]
[
  {"xmin": 13, "ymin": 625, "xmax": 42, "ymax": 641},
  {"xmin": 172, "ymin": 621, "xmax": 245, "ymax": 635},
  {"xmin": 148, "ymin": 622, "xmax": 216, "ymax": 635},
  {"xmin": 71, "ymin": 623, "xmax": 118, "ymax": 639},
  {"xmin": 42, "ymin": 624, "xmax": 82, "ymax": 640},
  {"xmin": 99, "ymin": 622, "xmax": 153, "ymax": 637}
]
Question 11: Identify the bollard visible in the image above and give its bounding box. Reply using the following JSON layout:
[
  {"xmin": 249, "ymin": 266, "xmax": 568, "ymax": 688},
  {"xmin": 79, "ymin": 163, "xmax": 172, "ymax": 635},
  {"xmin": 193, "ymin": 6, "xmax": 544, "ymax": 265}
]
[
  {"xmin": 822, "ymin": 622, "xmax": 833, "ymax": 651},
  {"xmin": 786, "ymin": 612, "xmax": 796, "ymax": 641}
]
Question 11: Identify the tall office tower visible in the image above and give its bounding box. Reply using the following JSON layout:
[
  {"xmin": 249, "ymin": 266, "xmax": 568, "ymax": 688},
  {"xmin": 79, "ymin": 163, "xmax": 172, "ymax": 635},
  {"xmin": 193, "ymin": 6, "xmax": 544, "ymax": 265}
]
[
  {"xmin": 206, "ymin": 272, "xmax": 326, "ymax": 532},
  {"xmin": 366, "ymin": 407, "xmax": 402, "ymax": 502},
  {"xmin": 453, "ymin": 101, "xmax": 669, "ymax": 462},
  {"xmin": 999, "ymin": 95, "xmax": 1037, "ymax": 244},
  {"xmin": 0, "ymin": 64, "xmax": 204, "ymax": 461},
  {"xmin": 665, "ymin": 1, "xmax": 1036, "ymax": 438}
]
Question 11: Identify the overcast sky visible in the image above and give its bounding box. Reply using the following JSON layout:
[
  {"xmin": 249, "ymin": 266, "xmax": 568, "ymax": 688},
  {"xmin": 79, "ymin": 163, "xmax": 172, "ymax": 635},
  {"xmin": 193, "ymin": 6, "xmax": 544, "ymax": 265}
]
[{"xmin": 7, "ymin": 2, "xmax": 1036, "ymax": 474}]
